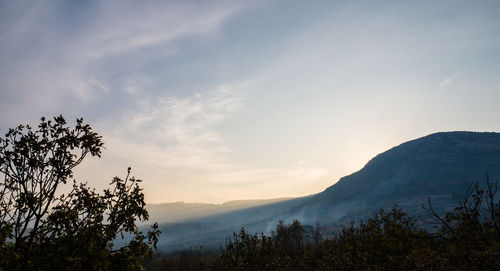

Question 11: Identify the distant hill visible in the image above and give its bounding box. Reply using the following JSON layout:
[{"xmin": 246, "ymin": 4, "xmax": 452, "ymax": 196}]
[
  {"xmin": 146, "ymin": 198, "xmax": 292, "ymax": 224},
  {"xmin": 152, "ymin": 132, "xmax": 500, "ymax": 251}
]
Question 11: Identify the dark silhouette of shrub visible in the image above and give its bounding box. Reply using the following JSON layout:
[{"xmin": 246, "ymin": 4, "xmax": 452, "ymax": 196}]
[
  {"xmin": 273, "ymin": 219, "xmax": 304, "ymax": 253},
  {"xmin": 218, "ymin": 228, "xmax": 276, "ymax": 271},
  {"xmin": 317, "ymin": 206, "xmax": 434, "ymax": 270},
  {"xmin": 0, "ymin": 116, "xmax": 160, "ymax": 270},
  {"xmin": 424, "ymin": 175, "xmax": 500, "ymax": 270},
  {"xmin": 146, "ymin": 248, "xmax": 218, "ymax": 271}
]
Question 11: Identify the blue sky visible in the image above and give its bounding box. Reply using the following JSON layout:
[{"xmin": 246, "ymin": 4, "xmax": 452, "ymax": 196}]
[{"xmin": 1, "ymin": 0, "xmax": 500, "ymax": 203}]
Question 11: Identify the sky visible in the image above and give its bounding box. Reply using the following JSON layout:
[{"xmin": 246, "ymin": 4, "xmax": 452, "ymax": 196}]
[{"xmin": 1, "ymin": 0, "xmax": 500, "ymax": 204}]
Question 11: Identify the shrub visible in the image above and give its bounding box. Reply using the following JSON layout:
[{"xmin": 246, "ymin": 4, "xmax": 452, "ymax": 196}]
[{"xmin": 0, "ymin": 116, "xmax": 160, "ymax": 270}]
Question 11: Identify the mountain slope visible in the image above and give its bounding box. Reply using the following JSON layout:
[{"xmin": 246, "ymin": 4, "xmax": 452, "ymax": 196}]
[
  {"xmin": 155, "ymin": 131, "xmax": 500, "ymax": 251},
  {"xmin": 305, "ymin": 131, "xmax": 500, "ymax": 223}
]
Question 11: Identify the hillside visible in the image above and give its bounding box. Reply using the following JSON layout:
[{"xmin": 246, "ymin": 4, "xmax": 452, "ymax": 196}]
[{"xmin": 154, "ymin": 131, "xmax": 500, "ymax": 251}]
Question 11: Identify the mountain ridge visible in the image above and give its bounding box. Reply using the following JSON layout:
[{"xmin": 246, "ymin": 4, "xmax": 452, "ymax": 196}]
[
  {"xmin": 146, "ymin": 197, "xmax": 293, "ymax": 224},
  {"xmin": 154, "ymin": 131, "xmax": 500, "ymax": 251}
]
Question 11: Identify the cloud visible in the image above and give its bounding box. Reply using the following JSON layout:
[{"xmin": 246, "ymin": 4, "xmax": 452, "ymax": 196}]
[
  {"xmin": 440, "ymin": 72, "xmax": 461, "ymax": 87},
  {"xmin": 73, "ymin": 2, "xmax": 246, "ymax": 61},
  {"xmin": 0, "ymin": 1, "xmax": 252, "ymax": 124},
  {"xmin": 106, "ymin": 82, "xmax": 247, "ymax": 171}
]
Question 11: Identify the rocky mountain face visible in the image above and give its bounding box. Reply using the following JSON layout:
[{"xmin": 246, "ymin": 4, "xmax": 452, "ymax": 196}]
[
  {"xmin": 154, "ymin": 131, "xmax": 500, "ymax": 251},
  {"xmin": 298, "ymin": 132, "xmax": 500, "ymax": 224}
]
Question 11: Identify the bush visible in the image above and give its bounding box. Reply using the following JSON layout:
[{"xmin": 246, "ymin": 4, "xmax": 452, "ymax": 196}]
[
  {"xmin": 425, "ymin": 176, "xmax": 500, "ymax": 269},
  {"xmin": 0, "ymin": 116, "xmax": 160, "ymax": 270}
]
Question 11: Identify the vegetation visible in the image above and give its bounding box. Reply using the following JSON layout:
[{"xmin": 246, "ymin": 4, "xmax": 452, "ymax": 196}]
[
  {"xmin": 0, "ymin": 116, "xmax": 160, "ymax": 270},
  {"xmin": 147, "ymin": 178, "xmax": 500, "ymax": 271}
]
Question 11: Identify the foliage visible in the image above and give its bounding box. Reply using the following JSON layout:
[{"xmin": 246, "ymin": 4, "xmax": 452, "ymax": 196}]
[
  {"xmin": 218, "ymin": 228, "xmax": 277, "ymax": 271},
  {"xmin": 424, "ymin": 175, "xmax": 500, "ymax": 270},
  {"xmin": 145, "ymin": 249, "xmax": 219, "ymax": 271},
  {"xmin": 318, "ymin": 207, "xmax": 435, "ymax": 270},
  {"xmin": 0, "ymin": 116, "xmax": 160, "ymax": 270},
  {"xmin": 272, "ymin": 219, "xmax": 305, "ymax": 254}
]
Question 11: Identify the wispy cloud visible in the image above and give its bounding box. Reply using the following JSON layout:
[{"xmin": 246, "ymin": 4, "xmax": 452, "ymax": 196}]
[
  {"xmin": 72, "ymin": 2, "xmax": 246, "ymax": 61},
  {"xmin": 106, "ymin": 82, "xmax": 247, "ymax": 171},
  {"xmin": 440, "ymin": 72, "xmax": 461, "ymax": 87},
  {"xmin": 0, "ymin": 1, "xmax": 251, "ymax": 122}
]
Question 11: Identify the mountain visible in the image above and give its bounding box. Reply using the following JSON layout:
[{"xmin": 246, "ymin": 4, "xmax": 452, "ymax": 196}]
[
  {"xmin": 153, "ymin": 131, "xmax": 500, "ymax": 251},
  {"xmin": 146, "ymin": 198, "xmax": 292, "ymax": 224}
]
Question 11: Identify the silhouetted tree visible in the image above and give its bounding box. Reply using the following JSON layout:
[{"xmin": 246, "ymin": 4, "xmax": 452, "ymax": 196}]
[
  {"xmin": 425, "ymin": 175, "xmax": 500, "ymax": 269},
  {"xmin": 311, "ymin": 222, "xmax": 324, "ymax": 246},
  {"xmin": 0, "ymin": 116, "xmax": 160, "ymax": 270},
  {"xmin": 273, "ymin": 219, "xmax": 305, "ymax": 254},
  {"xmin": 219, "ymin": 228, "xmax": 276, "ymax": 271}
]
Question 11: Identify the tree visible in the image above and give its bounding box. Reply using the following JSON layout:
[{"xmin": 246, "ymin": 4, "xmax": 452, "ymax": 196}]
[
  {"xmin": 322, "ymin": 206, "xmax": 432, "ymax": 270},
  {"xmin": 424, "ymin": 175, "xmax": 500, "ymax": 269},
  {"xmin": 272, "ymin": 219, "xmax": 305, "ymax": 254},
  {"xmin": 0, "ymin": 116, "xmax": 160, "ymax": 270},
  {"xmin": 311, "ymin": 222, "xmax": 324, "ymax": 246}
]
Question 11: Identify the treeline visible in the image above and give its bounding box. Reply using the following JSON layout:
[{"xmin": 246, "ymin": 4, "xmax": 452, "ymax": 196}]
[{"xmin": 146, "ymin": 180, "xmax": 500, "ymax": 271}]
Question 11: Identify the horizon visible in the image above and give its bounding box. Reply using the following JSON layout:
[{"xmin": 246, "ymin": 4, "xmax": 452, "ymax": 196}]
[
  {"xmin": 149, "ymin": 130, "xmax": 500, "ymax": 205},
  {"xmin": 1, "ymin": 1, "xmax": 500, "ymax": 204}
]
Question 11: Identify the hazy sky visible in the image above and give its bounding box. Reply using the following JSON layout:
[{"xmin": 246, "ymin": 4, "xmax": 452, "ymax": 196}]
[{"xmin": 1, "ymin": 0, "xmax": 500, "ymax": 203}]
